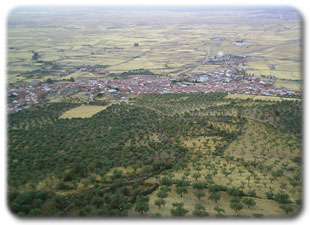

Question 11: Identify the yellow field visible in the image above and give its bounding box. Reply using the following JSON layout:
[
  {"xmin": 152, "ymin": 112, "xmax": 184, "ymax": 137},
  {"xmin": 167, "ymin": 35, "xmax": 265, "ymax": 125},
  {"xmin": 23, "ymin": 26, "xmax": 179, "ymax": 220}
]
[
  {"xmin": 59, "ymin": 105, "xmax": 108, "ymax": 119},
  {"xmin": 225, "ymin": 94, "xmax": 300, "ymax": 101},
  {"xmin": 274, "ymin": 80, "xmax": 301, "ymax": 91}
]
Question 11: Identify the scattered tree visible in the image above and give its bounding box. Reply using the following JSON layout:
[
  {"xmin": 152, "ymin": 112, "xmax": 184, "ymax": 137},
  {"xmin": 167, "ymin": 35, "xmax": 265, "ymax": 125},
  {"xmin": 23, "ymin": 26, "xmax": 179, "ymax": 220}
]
[
  {"xmin": 155, "ymin": 198, "xmax": 166, "ymax": 209},
  {"xmin": 170, "ymin": 202, "xmax": 188, "ymax": 217},
  {"xmin": 193, "ymin": 203, "xmax": 209, "ymax": 217},
  {"xmin": 134, "ymin": 196, "xmax": 149, "ymax": 215},
  {"xmin": 243, "ymin": 198, "xmax": 256, "ymax": 208}
]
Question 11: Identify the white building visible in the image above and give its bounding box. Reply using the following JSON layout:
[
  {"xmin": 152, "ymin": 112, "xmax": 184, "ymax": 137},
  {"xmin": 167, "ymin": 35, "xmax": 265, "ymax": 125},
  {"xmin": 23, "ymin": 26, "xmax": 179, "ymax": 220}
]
[
  {"xmin": 217, "ymin": 51, "xmax": 224, "ymax": 57},
  {"xmin": 200, "ymin": 76, "xmax": 209, "ymax": 82}
]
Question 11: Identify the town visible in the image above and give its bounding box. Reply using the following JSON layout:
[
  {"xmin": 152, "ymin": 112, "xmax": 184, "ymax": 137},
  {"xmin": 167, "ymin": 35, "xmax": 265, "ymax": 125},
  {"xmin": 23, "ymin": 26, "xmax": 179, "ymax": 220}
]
[{"xmin": 7, "ymin": 66, "xmax": 300, "ymax": 114}]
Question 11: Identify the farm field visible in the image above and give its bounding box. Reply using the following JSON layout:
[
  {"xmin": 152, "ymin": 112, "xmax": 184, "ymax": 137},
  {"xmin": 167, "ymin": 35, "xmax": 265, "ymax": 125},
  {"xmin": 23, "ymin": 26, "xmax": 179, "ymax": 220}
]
[
  {"xmin": 274, "ymin": 79, "xmax": 302, "ymax": 91},
  {"xmin": 7, "ymin": 7, "xmax": 301, "ymax": 85},
  {"xmin": 225, "ymin": 93, "xmax": 300, "ymax": 101},
  {"xmin": 59, "ymin": 105, "xmax": 110, "ymax": 118}
]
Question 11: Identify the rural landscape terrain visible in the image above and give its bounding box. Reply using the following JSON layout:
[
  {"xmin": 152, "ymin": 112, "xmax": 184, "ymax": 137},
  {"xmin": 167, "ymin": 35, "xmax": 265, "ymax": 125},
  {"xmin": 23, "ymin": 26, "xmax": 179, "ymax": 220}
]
[{"xmin": 7, "ymin": 6, "xmax": 302, "ymax": 217}]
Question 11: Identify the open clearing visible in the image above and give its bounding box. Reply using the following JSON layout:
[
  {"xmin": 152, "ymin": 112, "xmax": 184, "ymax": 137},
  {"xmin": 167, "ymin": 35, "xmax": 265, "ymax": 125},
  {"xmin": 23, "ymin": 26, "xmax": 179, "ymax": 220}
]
[{"xmin": 59, "ymin": 105, "xmax": 108, "ymax": 118}]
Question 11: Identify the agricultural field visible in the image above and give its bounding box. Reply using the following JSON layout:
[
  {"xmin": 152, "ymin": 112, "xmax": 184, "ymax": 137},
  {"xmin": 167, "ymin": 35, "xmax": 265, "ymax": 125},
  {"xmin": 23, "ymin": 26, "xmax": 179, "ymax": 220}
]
[
  {"xmin": 7, "ymin": 93, "xmax": 302, "ymax": 217},
  {"xmin": 225, "ymin": 93, "xmax": 301, "ymax": 101},
  {"xmin": 7, "ymin": 6, "xmax": 301, "ymax": 85},
  {"xmin": 274, "ymin": 79, "xmax": 302, "ymax": 91},
  {"xmin": 59, "ymin": 105, "xmax": 110, "ymax": 119}
]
